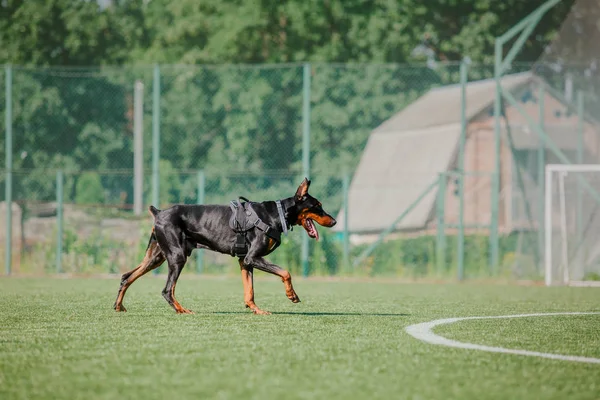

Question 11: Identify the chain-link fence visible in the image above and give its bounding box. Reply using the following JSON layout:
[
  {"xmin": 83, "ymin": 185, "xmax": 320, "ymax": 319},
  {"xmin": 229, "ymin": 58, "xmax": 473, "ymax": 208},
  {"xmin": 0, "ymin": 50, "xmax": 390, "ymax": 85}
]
[{"xmin": 2, "ymin": 60, "xmax": 599, "ymax": 281}]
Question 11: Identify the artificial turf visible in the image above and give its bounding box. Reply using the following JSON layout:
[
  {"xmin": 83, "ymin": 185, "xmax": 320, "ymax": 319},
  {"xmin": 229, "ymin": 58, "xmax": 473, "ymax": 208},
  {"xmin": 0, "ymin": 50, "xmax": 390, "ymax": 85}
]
[{"xmin": 0, "ymin": 276, "xmax": 598, "ymax": 400}]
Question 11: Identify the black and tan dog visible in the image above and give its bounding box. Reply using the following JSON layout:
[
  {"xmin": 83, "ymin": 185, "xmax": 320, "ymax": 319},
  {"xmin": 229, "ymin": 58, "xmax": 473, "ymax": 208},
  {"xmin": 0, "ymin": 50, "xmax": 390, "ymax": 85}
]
[{"xmin": 114, "ymin": 178, "xmax": 336, "ymax": 315}]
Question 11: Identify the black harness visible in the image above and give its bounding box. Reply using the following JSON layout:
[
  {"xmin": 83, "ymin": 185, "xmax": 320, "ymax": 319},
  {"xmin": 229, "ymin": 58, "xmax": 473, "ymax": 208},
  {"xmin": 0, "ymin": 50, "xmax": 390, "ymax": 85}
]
[{"xmin": 228, "ymin": 197, "xmax": 289, "ymax": 258}]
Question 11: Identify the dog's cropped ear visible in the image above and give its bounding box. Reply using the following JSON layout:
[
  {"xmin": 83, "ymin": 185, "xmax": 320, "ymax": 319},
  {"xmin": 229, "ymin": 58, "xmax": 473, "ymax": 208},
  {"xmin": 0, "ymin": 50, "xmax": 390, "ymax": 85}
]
[{"xmin": 295, "ymin": 177, "xmax": 311, "ymax": 200}]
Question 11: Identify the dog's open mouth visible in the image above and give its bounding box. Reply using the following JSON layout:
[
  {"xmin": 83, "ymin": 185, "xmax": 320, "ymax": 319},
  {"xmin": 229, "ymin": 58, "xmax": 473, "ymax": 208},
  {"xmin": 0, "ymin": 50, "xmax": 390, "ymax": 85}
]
[{"xmin": 302, "ymin": 218, "xmax": 319, "ymax": 240}]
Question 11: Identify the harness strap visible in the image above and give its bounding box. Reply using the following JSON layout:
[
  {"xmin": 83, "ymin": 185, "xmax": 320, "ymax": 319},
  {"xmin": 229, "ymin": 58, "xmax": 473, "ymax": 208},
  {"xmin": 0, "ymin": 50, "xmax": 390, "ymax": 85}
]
[
  {"xmin": 276, "ymin": 200, "xmax": 288, "ymax": 236},
  {"xmin": 253, "ymin": 219, "xmax": 272, "ymax": 235},
  {"xmin": 233, "ymin": 232, "xmax": 247, "ymax": 256},
  {"xmin": 228, "ymin": 197, "xmax": 283, "ymax": 258}
]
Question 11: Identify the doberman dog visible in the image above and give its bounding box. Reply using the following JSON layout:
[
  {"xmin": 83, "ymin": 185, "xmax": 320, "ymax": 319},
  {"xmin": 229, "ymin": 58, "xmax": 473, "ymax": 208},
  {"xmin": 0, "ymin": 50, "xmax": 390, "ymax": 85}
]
[{"xmin": 113, "ymin": 178, "xmax": 336, "ymax": 315}]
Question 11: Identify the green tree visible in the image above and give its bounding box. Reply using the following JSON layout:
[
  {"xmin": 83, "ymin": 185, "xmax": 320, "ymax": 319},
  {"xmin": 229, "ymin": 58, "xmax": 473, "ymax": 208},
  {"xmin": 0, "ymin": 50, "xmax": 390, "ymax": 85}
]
[
  {"xmin": 75, "ymin": 172, "xmax": 105, "ymax": 204},
  {"xmin": 0, "ymin": 0, "xmax": 577, "ymax": 206},
  {"xmin": 0, "ymin": 0, "xmax": 148, "ymax": 65},
  {"xmin": 132, "ymin": 0, "xmax": 573, "ymax": 65}
]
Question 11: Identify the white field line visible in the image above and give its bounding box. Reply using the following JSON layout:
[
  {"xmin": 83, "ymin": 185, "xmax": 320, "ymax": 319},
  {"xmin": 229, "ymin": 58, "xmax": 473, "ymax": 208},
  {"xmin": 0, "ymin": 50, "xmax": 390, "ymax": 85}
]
[{"xmin": 405, "ymin": 312, "xmax": 600, "ymax": 364}]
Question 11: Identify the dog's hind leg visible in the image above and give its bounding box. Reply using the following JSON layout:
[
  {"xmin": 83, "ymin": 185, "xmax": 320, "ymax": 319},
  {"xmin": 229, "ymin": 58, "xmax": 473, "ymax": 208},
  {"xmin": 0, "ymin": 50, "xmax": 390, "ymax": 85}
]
[
  {"xmin": 238, "ymin": 260, "xmax": 270, "ymax": 315},
  {"xmin": 113, "ymin": 233, "xmax": 165, "ymax": 312},
  {"xmin": 244, "ymin": 254, "xmax": 301, "ymax": 306},
  {"xmin": 161, "ymin": 255, "xmax": 192, "ymax": 314},
  {"xmin": 153, "ymin": 226, "xmax": 193, "ymax": 314}
]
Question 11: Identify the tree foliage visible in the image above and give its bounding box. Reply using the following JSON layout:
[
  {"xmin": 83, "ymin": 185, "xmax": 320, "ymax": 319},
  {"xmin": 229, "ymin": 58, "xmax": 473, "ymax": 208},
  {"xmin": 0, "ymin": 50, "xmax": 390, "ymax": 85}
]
[
  {"xmin": 75, "ymin": 172, "xmax": 105, "ymax": 204},
  {"xmin": 0, "ymin": 0, "xmax": 575, "ymax": 207},
  {"xmin": 131, "ymin": 0, "xmax": 574, "ymax": 64}
]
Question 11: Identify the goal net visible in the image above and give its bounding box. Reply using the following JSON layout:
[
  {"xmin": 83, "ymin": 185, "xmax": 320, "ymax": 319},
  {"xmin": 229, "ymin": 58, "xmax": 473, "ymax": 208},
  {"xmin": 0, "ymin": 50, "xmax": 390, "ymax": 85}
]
[{"xmin": 545, "ymin": 164, "xmax": 600, "ymax": 286}]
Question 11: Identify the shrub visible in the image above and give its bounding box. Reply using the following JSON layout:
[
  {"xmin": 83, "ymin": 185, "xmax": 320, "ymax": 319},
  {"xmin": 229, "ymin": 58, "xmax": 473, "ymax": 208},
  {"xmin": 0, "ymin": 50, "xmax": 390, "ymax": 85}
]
[{"xmin": 75, "ymin": 172, "xmax": 105, "ymax": 204}]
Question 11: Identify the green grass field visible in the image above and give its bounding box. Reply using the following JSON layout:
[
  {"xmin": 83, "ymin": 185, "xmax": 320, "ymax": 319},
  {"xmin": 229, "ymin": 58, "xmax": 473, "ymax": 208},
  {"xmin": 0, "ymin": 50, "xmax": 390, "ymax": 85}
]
[{"xmin": 1, "ymin": 276, "xmax": 599, "ymax": 400}]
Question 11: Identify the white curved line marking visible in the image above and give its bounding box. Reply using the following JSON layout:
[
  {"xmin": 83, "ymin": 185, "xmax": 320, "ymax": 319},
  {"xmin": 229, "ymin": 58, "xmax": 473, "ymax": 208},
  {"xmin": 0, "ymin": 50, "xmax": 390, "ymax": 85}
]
[{"xmin": 405, "ymin": 312, "xmax": 600, "ymax": 364}]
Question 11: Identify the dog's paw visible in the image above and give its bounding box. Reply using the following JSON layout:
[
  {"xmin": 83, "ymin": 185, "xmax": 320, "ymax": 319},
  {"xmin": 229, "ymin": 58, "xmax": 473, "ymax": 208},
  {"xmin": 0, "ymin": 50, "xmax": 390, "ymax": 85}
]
[
  {"xmin": 114, "ymin": 304, "xmax": 127, "ymax": 312},
  {"xmin": 286, "ymin": 291, "xmax": 301, "ymax": 303},
  {"xmin": 176, "ymin": 308, "xmax": 195, "ymax": 314},
  {"xmin": 252, "ymin": 308, "xmax": 272, "ymax": 315}
]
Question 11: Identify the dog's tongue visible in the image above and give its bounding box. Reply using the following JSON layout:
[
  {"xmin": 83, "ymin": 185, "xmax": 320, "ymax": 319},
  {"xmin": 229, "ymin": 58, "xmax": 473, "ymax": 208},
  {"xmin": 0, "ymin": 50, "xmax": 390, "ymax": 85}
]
[{"xmin": 306, "ymin": 219, "xmax": 319, "ymax": 241}]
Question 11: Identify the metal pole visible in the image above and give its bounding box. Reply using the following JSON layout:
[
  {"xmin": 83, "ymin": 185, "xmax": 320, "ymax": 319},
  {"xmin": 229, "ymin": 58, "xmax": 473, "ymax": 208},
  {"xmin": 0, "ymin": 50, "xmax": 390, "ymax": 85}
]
[
  {"xmin": 491, "ymin": 0, "xmax": 562, "ymax": 274},
  {"xmin": 301, "ymin": 63, "xmax": 311, "ymax": 277},
  {"xmin": 490, "ymin": 40, "xmax": 502, "ymax": 272},
  {"xmin": 133, "ymin": 80, "xmax": 144, "ymax": 215},
  {"xmin": 151, "ymin": 65, "xmax": 160, "ymax": 275},
  {"xmin": 564, "ymin": 74, "xmax": 573, "ymax": 103},
  {"xmin": 4, "ymin": 65, "xmax": 12, "ymax": 275},
  {"xmin": 457, "ymin": 60, "xmax": 467, "ymax": 281},
  {"xmin": 576, "ymin": 91, "xmax": 584, "ymax": 272},
  {"xmin": 497, "ymin": 0, "xmax": 561, "ymax": 44},
  {"xmin": 575, "ymin": 90, "xmax": 585, "ymax": 271},
  {"xmin": 538, "ymin": 83, "xmax": 545, "ymax": 273},
  {"xmin": 196, "ymin": 170, "xmax": 205, "ymax": 274},
  {"xmin": 436, "ymin": 173, "xmax": 447, "ymax": 276},
  {"xmin": 152, "ymin": 65, "xmax": 160, "ymax": 209},
  {"xmin": 558, "ymin": 171, "xmax": 569, "ymax": 284},
  {"xmin": 500, "ymin": 13, "xmax": 543, "ymax": 73},
  {"xmin": 56, "ymin": 170, "xmax": 64, "ymax": 274},
  {"xmin": 544, "ymin": 165, "xmax": 553, "ymax": 286},
  {"xmin": 342, "ymin": 172, "xmax": 350, "ymax": 271}
]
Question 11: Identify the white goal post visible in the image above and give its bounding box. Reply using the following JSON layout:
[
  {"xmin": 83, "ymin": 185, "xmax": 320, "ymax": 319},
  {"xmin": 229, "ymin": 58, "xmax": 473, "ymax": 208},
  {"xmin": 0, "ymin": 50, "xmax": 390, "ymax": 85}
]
[{"xmin": 545, "ymin": 164, "xmax": 600, "ymax": 287}]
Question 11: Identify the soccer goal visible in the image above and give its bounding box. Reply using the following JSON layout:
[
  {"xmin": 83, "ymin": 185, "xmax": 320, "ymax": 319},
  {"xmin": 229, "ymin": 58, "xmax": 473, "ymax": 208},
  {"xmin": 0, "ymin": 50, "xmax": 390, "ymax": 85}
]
[{"xmin": 545, "ymin": 164, "xmax": 600, "ymax": 286}]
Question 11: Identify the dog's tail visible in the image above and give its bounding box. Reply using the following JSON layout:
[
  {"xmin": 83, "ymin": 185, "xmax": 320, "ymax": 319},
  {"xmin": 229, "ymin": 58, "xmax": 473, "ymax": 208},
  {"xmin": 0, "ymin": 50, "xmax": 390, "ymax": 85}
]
[
  {"xmin": 148, "ymin": 205, "xmax": 160, "ymax": 218},
  {"xmin": 146, "ymin": 206, "xmax": 161, "ymax": 250}
]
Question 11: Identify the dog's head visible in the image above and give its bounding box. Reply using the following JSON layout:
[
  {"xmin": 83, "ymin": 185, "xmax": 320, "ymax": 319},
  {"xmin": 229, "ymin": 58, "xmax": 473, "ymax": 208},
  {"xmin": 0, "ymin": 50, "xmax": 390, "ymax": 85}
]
[{"xmin": 290, "ymin": 178, "xmax": 336, "ymax": 240}]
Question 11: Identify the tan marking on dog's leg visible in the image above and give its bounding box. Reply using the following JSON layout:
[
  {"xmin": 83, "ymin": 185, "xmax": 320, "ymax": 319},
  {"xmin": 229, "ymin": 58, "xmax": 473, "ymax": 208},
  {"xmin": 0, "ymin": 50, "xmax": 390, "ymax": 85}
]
[
  {"xmin": 239, "ymin": 260, "xmax": 270, "ymax": 315},
  {"xmin": 171, "ymin": 281, "xmax": 194, "ymax": 314},
  {"xmin": 114, "ymin": 241, "xmax": 165, "ymax": 312},
  {"xmin": 279, "ymin": 269, "xmax": 300, "ymax": 303}
]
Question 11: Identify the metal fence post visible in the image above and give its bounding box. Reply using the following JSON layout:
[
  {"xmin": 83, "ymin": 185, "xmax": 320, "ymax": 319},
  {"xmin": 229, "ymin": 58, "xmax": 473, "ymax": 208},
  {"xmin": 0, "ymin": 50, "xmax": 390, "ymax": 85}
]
[
  {"xmin": 133, "ymin": 80, "xmax": 144, "ymax": 216},
  {"xmin": 152, "ymin": 65, "xmax": 160, "ymax": 209},
  {"xmin": 4, "ymin": 65, "xmax": 12, "ymax": 275},
  {"xmin": 436, "ymin": 173, "xmax": 447, "ymax": 276},
  {"xmin": 196, "ymin": 170, "xmax": 205, "ymax": 274},
  {"xmin": 490, "ymin": 40, "xmax": 502, "ymax": 273},
  {"xmin": 490, "ymin": 0, "xmax": 562, "ymax": 275},
  {"xmin": 301, "ymin": 63, "xmax": 311, "ymax": 277},
  {"xmin": 576, "ymin": 91, "xmax": 584, "ymax": 264},
  {"xmin": 152, "ymin": 65, "xmax": 160, "ymax": 275},
  {"xmin": 56, "ymin": 170, "xmax": 64, "ymax": 273},
  {"xmin": 457, "ymin": 60, "xmax": 468, "ymax": 281},
  {"xmin": 537, "ymin": 83, "xmax": 545, "ymax": 273},
  {"xmin": 342, "ymin": 172, "xmax": 350, "ymax": 271}
]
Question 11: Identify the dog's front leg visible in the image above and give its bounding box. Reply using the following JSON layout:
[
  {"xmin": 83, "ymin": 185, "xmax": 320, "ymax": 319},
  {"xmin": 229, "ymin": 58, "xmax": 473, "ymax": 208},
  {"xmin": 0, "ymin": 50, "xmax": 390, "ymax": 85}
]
[
  {"xmin": 238, "ymin": 260, "xmax": 271, "ymax": 315},
  {"xmin": 244, "ymin": 255, "xmax": 301, "ymax": 304}
]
